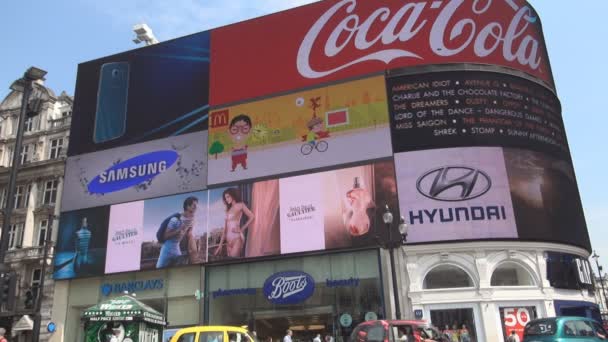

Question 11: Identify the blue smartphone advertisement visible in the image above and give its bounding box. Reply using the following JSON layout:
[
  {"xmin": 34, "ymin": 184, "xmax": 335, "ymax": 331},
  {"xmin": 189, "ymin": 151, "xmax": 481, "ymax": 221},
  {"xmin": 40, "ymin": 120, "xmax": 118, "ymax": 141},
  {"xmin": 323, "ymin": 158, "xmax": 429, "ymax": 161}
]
[
  {"xmin": 68, "ymin": 31, "xmax": 210, "ymax": 155},
  {"xmin": 94, "ymin": 62, "xmax": 129, "ymax": 143}
]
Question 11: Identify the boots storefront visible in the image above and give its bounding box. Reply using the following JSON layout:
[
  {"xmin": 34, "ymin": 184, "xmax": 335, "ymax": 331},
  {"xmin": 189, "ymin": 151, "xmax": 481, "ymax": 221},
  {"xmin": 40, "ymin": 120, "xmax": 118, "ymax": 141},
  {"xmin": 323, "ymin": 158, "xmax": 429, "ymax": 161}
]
[{"xmin": 205, "ymin": 249, "xmax": 384, "ymax": 342}]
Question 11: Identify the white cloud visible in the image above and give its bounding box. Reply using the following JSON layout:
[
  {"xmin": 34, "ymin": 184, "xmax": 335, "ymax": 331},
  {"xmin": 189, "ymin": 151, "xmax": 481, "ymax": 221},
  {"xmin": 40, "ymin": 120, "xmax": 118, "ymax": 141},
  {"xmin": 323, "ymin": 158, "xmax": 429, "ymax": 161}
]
[{"xmin": 83, "ymin": 0, "xmax": 319, "ymax": 41}]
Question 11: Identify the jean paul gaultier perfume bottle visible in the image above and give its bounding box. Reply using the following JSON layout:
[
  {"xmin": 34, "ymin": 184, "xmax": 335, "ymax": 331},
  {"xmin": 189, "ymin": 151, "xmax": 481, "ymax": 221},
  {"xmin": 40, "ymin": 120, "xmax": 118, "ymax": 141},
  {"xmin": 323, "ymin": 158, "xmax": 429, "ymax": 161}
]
[{"xmin": 344, "ymin": 177, "xmax": 374, "ymax": 236}]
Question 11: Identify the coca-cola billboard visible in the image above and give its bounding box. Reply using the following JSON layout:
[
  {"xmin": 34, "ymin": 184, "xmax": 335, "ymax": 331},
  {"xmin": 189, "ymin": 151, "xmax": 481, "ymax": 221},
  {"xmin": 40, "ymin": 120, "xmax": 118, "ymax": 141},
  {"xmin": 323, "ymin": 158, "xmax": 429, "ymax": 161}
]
[{"xmin": 210, "ymin": 0, "xmax": 553, "ymax": 106}]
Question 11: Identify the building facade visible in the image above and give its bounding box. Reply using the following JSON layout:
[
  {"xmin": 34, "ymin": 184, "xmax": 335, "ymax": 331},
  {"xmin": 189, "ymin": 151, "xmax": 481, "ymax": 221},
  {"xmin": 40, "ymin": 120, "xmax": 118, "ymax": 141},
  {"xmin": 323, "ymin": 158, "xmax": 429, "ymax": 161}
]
[
  {"xmin": 0, "ymin": 79, "xmax": 72, "ymax": 341},
  {"xmin": 48, "ymin": 1, "xmax": 598, "ymax": 342}
]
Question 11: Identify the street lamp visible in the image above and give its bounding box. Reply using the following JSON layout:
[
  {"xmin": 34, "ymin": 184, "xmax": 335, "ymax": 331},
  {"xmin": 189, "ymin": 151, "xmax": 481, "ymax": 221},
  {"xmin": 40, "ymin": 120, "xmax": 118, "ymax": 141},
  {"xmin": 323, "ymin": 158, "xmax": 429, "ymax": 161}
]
[
  {"xmin": 592, "ymin": 251, "xmax": 608, "ymax": 315},
  {"xmin": 381, "ymin": 205, "xmax": 409, "ymax": 320},
  {"xmin": 31, "ymin": 213, "xmax": 57, "ymax": 342},
  {"xmin": 0, "ymin": 66, "xmax": 47, "ymax": 265}
]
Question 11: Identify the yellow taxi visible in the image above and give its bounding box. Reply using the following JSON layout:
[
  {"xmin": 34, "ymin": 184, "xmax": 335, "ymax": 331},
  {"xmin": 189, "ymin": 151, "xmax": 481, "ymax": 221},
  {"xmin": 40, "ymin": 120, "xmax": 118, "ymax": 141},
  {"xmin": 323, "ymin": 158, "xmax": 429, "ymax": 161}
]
[{"xmin": 169, "ymin": 326, "xmax": 255, "ymax": 342}]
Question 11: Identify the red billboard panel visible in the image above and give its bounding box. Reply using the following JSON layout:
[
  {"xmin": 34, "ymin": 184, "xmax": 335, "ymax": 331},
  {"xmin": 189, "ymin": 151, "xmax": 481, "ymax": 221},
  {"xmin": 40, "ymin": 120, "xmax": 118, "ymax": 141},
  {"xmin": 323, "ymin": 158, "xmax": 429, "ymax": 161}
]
[{"xmin": 210, "ymin": 0, "xmax": 553, "ymax": 106}]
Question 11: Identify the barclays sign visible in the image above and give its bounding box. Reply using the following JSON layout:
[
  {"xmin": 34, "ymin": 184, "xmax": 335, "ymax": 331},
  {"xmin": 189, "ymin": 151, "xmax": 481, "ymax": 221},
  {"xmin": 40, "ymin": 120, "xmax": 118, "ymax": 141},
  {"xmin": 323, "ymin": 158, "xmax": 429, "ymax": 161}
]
[
  {"xmin": 101, "ymin": 279, "xmax": 164, "ymax": 296},
  {"xmin": 263, "ymin": 271, "xmax": 315, "ymax": 305}
]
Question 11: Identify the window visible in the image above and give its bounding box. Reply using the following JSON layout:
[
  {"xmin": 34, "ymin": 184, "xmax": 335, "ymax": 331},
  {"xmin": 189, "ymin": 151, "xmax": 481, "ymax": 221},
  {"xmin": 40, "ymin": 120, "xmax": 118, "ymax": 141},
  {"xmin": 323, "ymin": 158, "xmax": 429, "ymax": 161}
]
[
  {"xmin": 491, "ymin": 263, "xmax": 535, "ymax": 286},
  {"xmin": 25, "ymin": 184, "xmax": 32, "ymax": 208},
  {"xmin": 14, "ymin": 185, "xmax": 24, "ymax": 208},
  {"xmin": 176, "ymin": 333, "xmax": 195, "ymax": 342},
  {"xmin": 38, "ymin": 219, "xmax": 48, "ymax": 246},
  {"xmin": 48, "ymin": 138, "xmax": 63, "ymax": 159},
  {"xmin": 43, "ymin": 180, "xmax": 59, "ymax": 204},
  {"xmin": 20, "ymin": 143, "xmax": 35, "ymax": 164},
  {"xmin": 62, "ymin": 111, "xmax": 71, "ymax": 117},
  {"xmin": 564, "ymin": 321, "xmax": 577, "ymax": 336},
  {"xmin": 24, "ymin": 116, "xmax": 34, "ymax": 132},
  {"xmin": 227, "ymin": 332, "xmax": 243, "ymax": 342},
  {"xmin": 0, "ymin": 188, "xmax": 6, "ymax": 208},
  {"xmin": 199, "ymin": 332, "xmax": 224, "ymax": 342},
  {"xmin": 592, "ymin": 321, "xmax": 608, "ymax": 338},
  {"xmin": 424, "ymin": 265, "xmax": 474, "ymax": 289},
  {"xmin": 8, "ymin": 223, "xmax": 24, "ymax": 249},
  {"xmin": 32, "ymin": 268, "xmax": 42, "ymax": 297},
  {"xmin": 573, "ymin": 320, "xmax": 595, "ymax": 337}
]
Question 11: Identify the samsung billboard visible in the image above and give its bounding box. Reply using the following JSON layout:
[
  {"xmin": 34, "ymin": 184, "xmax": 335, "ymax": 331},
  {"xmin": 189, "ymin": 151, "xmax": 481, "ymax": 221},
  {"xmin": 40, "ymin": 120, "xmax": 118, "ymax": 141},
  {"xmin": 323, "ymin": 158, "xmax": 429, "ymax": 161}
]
[{"xmin": 61, "ymin": 131, "xmax": 207, "ymax": 212}]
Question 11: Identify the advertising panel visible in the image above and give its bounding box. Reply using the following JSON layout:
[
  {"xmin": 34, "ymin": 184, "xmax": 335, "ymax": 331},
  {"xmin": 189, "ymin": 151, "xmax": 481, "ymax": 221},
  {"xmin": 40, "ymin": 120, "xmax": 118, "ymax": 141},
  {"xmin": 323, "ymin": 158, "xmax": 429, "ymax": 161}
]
[
  {"xmin": 395, "ymin": 147, "xmax": 590, "ymax": 249},
  {"xmin": 207, "ymin": 76, "xmax": 392, "ymax": 185},
  {"xmin": 68, "ymin": 31, "xmax": 210, "ymax": 156},
  {"xmin": 210, "ymin": 0, "xmax": 552, "ymax": 105},
  {"xmin": 55, "ymin": 160, "xmax": 398, "ymax": 279},
  {"xmin": 207, "ymin": 160, "xmax": 398, "ymax": 262},
  {"xmin": 387, "ymin": 70, "xmax": 568, "ymax": 159},
  {"xmin": 396, "ymin": 147, "xmax": 517, "ymax": 242},
  {"xmin": 53, "ymin": 207, "xmax": 110, "ymax": 280},
  {"xmin": 500, "ymin": 307, "xmax": 536, "ymax": 342},
  {"xmin": 62, "ymin": 131, "xmax": 208, "ymax": 212}
]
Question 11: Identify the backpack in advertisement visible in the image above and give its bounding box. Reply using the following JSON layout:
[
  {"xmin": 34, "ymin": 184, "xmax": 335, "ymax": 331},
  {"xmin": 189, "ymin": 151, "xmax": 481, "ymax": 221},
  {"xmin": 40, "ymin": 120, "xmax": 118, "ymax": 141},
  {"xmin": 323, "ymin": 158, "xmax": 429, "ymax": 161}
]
[{"xmin": 156, "ymin": 213, "xmax": 181, "ymax": 243}]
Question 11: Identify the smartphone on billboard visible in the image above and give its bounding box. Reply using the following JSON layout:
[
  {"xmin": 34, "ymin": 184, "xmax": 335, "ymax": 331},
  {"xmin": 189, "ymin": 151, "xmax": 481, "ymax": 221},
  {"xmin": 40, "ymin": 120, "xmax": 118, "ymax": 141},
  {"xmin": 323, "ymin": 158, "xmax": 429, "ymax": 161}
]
[{"xmin": 93, "ymin": 62, "xmax": 129, "ymax": 143}]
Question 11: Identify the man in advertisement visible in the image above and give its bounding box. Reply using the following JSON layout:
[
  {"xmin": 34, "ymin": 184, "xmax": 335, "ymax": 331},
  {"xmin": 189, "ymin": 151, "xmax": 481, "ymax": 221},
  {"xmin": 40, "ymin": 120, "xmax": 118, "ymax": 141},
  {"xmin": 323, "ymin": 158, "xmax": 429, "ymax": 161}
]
[
  {"xmin": 156, "ymin": 196, "xmax": 199, "ymax": 268},
  {"xmin": 228, "ymin": 114, "xmax": 252, "ymax": 172}
]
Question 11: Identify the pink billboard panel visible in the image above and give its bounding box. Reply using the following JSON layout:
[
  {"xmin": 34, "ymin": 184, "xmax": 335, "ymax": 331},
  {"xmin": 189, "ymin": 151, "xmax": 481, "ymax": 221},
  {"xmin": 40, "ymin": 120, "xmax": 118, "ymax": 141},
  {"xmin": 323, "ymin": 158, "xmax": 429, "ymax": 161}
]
[{"xmin": 105, "ymin": 201, "xmax": 145, "ymax": 273}]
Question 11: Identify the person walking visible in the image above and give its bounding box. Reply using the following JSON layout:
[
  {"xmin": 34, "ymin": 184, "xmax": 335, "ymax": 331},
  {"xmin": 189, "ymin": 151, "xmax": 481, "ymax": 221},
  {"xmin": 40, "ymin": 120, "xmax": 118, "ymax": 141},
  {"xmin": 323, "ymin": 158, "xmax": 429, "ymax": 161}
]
[
  {"xmin": 313, "ymin": 334, "xmax": 322, "ymax": 342},
  {"xmin": 283, "ymin": 330, "xmax": 293, "ymax": 342},
  {"xmin": 506, "ymin": 330, "xmax": 520, "ymax": 342},
  {"xmin": 0, "ymin": 327, "xmax": 8, "ymax": 342}
]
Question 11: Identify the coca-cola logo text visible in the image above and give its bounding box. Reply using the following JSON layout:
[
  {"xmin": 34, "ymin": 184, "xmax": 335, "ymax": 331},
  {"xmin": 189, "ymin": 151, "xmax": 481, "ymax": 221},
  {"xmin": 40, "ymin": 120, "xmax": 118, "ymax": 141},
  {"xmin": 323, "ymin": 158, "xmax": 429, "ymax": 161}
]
[{"xmin": 298, "ymin": 0, "xmax": 542, "ymax": 79}]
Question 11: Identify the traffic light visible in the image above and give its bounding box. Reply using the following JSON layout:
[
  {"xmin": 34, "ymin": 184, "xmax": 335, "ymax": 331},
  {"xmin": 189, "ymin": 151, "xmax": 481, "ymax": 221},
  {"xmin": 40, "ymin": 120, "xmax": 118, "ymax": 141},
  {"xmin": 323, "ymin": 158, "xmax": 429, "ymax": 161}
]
[
  {"xmin": 0, "ymin": 271, "xmax": 16, "ymax": 311},
  {"xmin": 24, "ymin": 289, "xmax": 34, "ymax": 309}
]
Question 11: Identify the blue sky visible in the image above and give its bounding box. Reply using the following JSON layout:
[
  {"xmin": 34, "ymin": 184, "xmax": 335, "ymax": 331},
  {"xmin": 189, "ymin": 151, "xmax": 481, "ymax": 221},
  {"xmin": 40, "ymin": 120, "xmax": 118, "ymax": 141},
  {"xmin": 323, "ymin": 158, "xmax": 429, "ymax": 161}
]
[{"xmin": 1, "ymin": 1, "xmax": 607, "ymax": 265}]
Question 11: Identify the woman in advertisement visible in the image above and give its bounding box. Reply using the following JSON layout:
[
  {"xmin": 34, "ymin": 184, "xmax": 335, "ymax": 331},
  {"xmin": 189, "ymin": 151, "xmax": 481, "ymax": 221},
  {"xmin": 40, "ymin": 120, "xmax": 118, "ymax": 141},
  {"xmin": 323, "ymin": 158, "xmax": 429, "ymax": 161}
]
[{"xmin": 214, "ymin": 188, "xmax": 255, "ymax": 258}]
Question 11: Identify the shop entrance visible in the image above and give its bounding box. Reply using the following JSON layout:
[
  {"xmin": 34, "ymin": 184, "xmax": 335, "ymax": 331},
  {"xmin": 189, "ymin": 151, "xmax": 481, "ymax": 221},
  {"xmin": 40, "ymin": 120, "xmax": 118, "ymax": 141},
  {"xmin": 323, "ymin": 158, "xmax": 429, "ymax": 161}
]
[{"xmin": 253, "ymin": 306, "xmax": 335, "ymax": 342}]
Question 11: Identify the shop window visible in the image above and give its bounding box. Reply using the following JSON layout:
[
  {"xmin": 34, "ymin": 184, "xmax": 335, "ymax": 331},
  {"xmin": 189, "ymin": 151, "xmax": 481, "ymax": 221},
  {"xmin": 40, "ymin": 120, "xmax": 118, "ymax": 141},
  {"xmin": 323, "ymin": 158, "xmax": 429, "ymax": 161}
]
[
  {"xmin": 365, "ymin": 325, "xmax": 385, "ymax": 342},
  {"xmin": 491, "ymin": 263, "xmax": 535, "ymax": 286},
  {"xmin": 423, "ymin": 265, "xmax": 474, "ymax": 289},
  {"xmin": 431, "ymin": 308, "xmax": 477, "ymax": 342},
  {"xmin": 177, "ymin": 333, "xmax": 196, "ymax": 342}
]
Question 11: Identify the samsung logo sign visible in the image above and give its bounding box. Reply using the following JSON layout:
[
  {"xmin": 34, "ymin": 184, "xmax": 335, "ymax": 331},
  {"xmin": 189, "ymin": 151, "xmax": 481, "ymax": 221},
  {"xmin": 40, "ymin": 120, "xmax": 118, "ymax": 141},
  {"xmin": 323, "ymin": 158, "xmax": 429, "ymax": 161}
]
[
  {"xmin": 88, "ymin": 151, "xmax": 178, "ymax": 194},
  {"xmin": 263, "ymin": 271, "xmax": 315, "ymax": 305}
]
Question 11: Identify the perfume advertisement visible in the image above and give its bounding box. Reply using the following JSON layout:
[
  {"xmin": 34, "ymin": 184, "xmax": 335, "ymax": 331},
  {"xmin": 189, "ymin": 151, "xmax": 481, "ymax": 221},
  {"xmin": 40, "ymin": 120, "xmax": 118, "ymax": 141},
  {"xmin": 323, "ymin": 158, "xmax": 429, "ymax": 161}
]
[
  {"xmin": 207, "ymin": 75, "xmax": 392, "ymax": 185},
  {"xmin": 62, "ymin": 131, "xmax": 207, "ymax": 212},
  {"xmin": 68, "ymin": 30, "xmax": 210, "ymax": 156},
  {"xmin": 54, "ymin": 207, "xmax": 110, "ymax": 280},
  {"xmin": 280, "ymin": 161, "xmax": 398, "ymax": 253},
  {"xmin": 104, "ymin": 201, "xmax": 145, "ymax": 274},
  {"xmin": 207, "ymin": 181, "xmax": 281, "ymax": 262}
]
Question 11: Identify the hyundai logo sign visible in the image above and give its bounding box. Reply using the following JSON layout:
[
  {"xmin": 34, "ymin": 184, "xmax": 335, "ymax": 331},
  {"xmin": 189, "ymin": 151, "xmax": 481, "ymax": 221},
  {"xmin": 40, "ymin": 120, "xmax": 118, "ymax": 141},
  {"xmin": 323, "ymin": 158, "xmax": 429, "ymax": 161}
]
[
  {"xmin": 263, "ymin": 271, "xmax": 315, "ymax": 305},
  {"xmin": 416, "ymin": 166, "xmax": 491, "ymax": 201},
  {"xmin": 87, "ymin": 151, "xmax": 178, "ymax": 194}
]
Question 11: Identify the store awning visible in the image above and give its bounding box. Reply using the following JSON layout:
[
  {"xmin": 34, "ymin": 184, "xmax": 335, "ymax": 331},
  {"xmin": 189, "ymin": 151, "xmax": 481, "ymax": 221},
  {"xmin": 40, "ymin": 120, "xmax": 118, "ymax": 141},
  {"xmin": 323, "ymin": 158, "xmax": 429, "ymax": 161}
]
[
  {"xmin": 12, "ymin": 315, "xmax": 34, "ymax": 331},
  {"xmin": 82, "ymin": 295, "xmax": 165, "ymax": 326}
]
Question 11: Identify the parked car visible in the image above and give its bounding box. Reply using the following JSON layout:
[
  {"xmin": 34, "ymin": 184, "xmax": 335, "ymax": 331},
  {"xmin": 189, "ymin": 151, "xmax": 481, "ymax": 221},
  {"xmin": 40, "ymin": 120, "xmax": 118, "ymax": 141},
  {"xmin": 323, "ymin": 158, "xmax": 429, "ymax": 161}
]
[
  {"xmin": 523, "ymin": 316, "xmax": 608, "ymax": 341},
  {"xmin": 350, "ymin": 320, "xmax": 448, "ymax": 342},
  {"xmin": 169, "ymin": 325, "xmax": 254, "ymax": 342}
]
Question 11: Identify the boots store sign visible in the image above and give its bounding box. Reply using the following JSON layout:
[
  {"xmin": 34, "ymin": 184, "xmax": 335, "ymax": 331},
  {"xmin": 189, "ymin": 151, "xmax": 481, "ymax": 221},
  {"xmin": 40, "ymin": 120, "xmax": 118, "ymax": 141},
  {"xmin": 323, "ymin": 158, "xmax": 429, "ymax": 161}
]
[
  {"xmin": 263, "ymin": 271, "xmax": 316, "ymax": 305},
  {"xmin": 211, "ymin": 0, "xmax": 552, "ymax": 105}
]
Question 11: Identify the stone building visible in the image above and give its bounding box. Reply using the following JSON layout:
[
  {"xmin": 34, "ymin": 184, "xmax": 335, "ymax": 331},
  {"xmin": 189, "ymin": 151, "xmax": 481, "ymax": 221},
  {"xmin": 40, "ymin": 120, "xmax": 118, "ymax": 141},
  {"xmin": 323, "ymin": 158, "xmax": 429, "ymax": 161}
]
[{"xmin": 0, "ymin": 76, "xmax": 71, "ymax": 341}]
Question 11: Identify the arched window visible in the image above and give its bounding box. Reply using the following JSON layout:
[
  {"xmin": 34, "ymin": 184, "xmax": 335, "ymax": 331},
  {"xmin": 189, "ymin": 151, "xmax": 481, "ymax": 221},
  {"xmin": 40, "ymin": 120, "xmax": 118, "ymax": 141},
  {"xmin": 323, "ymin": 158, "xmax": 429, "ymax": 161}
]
[
  {"xmin": 491, "ymin": 262, "xmax": 535, "ymax": 286},
  {"xmin": 423, "ymin": 264, "xmax": 474, "ymax": 289}
]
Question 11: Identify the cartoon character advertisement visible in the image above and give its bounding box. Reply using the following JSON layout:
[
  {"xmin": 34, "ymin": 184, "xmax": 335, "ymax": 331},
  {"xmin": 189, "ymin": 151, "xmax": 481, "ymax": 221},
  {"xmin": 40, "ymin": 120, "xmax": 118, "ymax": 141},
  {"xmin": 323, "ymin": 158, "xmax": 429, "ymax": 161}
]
[{"xmin": 207, "ymin": 75, "xmax": 392, "ymax": 185}]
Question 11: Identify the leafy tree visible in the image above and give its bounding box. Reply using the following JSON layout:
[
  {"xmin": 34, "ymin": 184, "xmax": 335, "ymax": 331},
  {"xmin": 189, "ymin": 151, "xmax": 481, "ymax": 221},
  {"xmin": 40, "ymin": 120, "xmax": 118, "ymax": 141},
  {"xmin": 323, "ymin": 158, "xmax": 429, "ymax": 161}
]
[{"xmin": 209, "ymin": 140, "xmax": 225, "ymax": 159}]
